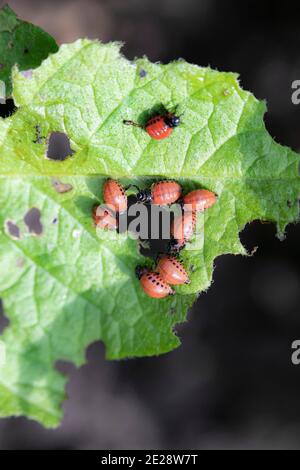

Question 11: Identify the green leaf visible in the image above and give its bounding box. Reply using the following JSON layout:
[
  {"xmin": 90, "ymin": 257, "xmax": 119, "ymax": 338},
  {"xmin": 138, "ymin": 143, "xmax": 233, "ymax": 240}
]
[
  {"xmin": 0, "ymin": 5, "xmax": 19, "ymax": 32},
  {"xmin": 0, "ymin": 4, "xmax": 58, "ymax": 97},
  {"xmin": 0, "ymin": 40, "xmax": 299, "ymax": 427}
]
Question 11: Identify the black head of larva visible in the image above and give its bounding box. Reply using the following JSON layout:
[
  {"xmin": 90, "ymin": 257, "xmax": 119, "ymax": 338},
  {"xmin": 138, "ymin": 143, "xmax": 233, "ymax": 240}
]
[
  {"xmin": 135, "ymin": 265, "xmax": 148, "ymax": 279},
  {"xmin": 136, "ymin": 189, "xmax": 152, "ymax": 203},
  {"xmin": 169, "ymin": 239, "xmax": 185, "ymax": 253},
  {"xmin": 164, "ymin": 113, "xmax": 181, "ymax": 128}
]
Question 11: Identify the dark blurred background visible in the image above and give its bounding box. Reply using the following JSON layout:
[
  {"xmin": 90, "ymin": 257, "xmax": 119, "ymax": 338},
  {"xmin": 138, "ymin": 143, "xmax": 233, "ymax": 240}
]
[{"xmin": 0, "ymin": 0, "xmax": 300, "ymax": 450}]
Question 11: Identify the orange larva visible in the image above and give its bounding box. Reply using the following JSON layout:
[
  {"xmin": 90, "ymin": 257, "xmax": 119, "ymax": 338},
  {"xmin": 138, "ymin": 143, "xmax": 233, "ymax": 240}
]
[
  {"xmin": 136, "ymin": 267, "xmax": 175, "ymax": 299},
  {"xmin": 157, "ymin": 255, "xmax": 190, "ymax": 285},
  {"xmin": 123, "ymin": 110, "xmax": 181, "ymax": 141},
  {"xmin": 171, "ymin": 211, "xmax": 197, "ymax": 247},
  {"xmin": 183, "ymin": 189, "xmax": 217, "ymax": 212},
  {"xmin": 103, "ymin": 179, "xmax": 127, "ymax": 213},
  {"xmin": 151, "ymin": 181, "xmax": 182, "ymax": 205},
  {"xmin": 92, "ymin": 205, "xmax": 118, "ymax": 231},
  {"xmin": 136, "ymin": 180, "xmax": 182, "ymax": 205}
]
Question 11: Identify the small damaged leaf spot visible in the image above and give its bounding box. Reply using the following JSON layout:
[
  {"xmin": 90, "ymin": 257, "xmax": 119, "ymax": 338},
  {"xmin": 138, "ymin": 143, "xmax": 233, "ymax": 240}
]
[
  {"xmin": 21, "ymin": 69, "xmax": 33, "ymax": 79},
  {"xmin": 46, "ymin": 132, "xmax": 74, "ymax": 161},
  {"xmin": 33, "ymin": 124, "xmax": 46, "ymax": 144},
  {"xmin": 24, "ymin": 208, "xmax": 43, "ymax": 236},
  {"xmin": 0, "ymin": 98, "xmax": 17, "ymax": 119},
  {"xmin": 0, "ymin": 300, "xmax": 9, "ymax": 334},
  {"xmin": 5, "ymin": 220, "xmax": 21, "ymax": 239},
  {"xmin": 16, "ymin": 258, "xmax": 25, "ymax": 268},
  {"xmin": 52, "ymin": 178, "xmax": 73, "ymax": 194},
  {"xmin": 72, "ymin": 229, "xmax": 81, "ymax": 239},
  {"xmin": 139, "ymin": 69, "xmax": 147, "ymax": 78}
]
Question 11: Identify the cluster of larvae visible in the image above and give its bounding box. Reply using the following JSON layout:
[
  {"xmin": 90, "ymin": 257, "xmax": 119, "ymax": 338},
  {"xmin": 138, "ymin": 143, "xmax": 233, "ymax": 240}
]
[{"xmin": 92, "ymin": 179, "xmax": 217, "ymax": 299}]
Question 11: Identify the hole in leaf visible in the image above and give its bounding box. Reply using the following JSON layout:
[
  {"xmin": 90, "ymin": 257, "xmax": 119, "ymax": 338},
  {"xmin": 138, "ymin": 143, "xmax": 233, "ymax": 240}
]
[
  {"xmin": 0, "ymin": 98, "xmax": 17, "ymax": 119},
  {"xmin": 139, "ymin": 69, "xmax": 147, "ymax": 78},
  {"xmin": 46, "ymin": 132, "xmax": 74, "ymax": 161},
  {"xmin": 0, "ymin": 300, "xmax": 9, "ymax": 334},
  {"xmin": 24, "ymin": 208, "xmax": 43, "ymax": 236},
  {"xmin": 33, "ymin": 124, "xmax": 46, "ymax": 144},
  {"xmin": 5, "ymin": 220, "xmax": 21, "ymax": 239},
  {"xmin": 52, "ymin": 178, "xmax": 73, "ymax": 194},
  {"xmin": 119, "ymin": 195, "xmax": 174, "ymax": 260}
]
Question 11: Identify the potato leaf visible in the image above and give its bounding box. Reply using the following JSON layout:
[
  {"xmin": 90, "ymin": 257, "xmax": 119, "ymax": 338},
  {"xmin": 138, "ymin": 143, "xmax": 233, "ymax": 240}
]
[
  {"xmin": 0, "ymin": 4, "xmax": 58, "ymax": 96},
  {"xmin": 0, "ymin": 39, "xmax": 299, "ymax": 427}
]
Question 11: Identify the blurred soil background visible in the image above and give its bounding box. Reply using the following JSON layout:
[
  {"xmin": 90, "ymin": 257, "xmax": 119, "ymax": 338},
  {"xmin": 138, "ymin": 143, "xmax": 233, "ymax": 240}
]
[{"xmin": 0, "ymin": 0, "xmax": 300, "ymax": 450}]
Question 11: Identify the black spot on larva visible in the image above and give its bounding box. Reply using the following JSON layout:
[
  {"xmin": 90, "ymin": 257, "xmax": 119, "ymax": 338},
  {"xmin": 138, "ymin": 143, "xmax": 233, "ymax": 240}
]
[
  {"xmin": 46, "ymin": 132, "xmax": 74, "ymax": 161},
  {"xmin": 0, "ymin": 98, "xmax": 17, "ymax": 119},
  {"xmin": 5, "ymin": 220, "xmax": 21, "ymax": 239},
  {"xmin": 24, "ymin": 208, "xmax": 43, "ymax": 236},
  {"xmin": 0, "ymin": 300, "xmax": 9, "ymax": 334},
  {"xmin": 52, "ymin": 178, "xmax": 73, "ymax": 194},
  {"xmin": 139, "ymin": 69, "xmax": 147, "ymax": 78}
]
